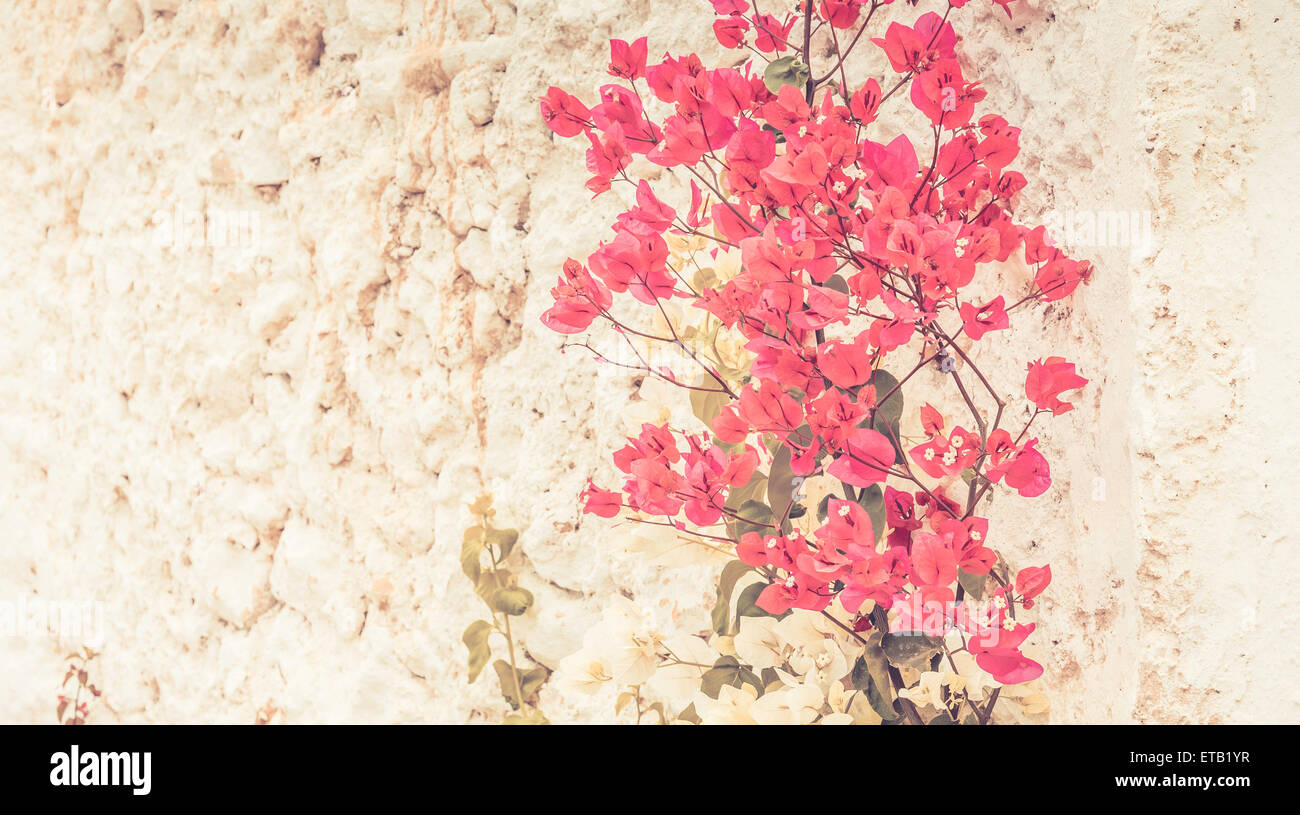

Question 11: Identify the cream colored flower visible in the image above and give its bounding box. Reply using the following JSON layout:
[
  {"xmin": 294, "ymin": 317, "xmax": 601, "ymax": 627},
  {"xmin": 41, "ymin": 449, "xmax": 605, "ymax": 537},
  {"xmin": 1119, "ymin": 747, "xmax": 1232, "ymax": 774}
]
[
  {"xmin": 750, "ymin": 680, "xmax": 824, "ymax": 725},
  {"xmin": 552, "ymin": 649, "xmax": 616, "ymax": 697},
  {"xmin": 899, "ymin": 670, "xmax": 967, "ymax": 712},
  {"xmin": 733, "ymin": 615, "xmax": 787, "ymax": 671},
  {"xmin": 579, "ymin": 599, "xmax": 661, "ymax": 687},
  {"xmin": 948, "ymin": 650, "xmax": 994, "ymax": 703},
  {"xmin": 694, "ymin": 684, "xmax": 759, "ymax": 725},
  {"xmin": 648, "ymin": 634, "xmax": 719, "ymax": 710}
]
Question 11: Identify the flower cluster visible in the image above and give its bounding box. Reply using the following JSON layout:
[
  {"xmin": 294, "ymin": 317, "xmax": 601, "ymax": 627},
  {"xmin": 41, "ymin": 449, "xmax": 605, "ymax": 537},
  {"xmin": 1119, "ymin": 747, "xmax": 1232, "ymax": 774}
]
[{"xmin": 541, "ymin": 0, "xmax": 1090, "ymax": 723}]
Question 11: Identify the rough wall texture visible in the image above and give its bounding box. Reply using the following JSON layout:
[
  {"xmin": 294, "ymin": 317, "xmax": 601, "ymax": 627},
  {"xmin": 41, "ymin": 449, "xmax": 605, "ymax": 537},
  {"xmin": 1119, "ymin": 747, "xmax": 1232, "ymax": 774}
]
[{"xmin": 0, "ymin": 0, "xmax": 1295, "ymax": 723}]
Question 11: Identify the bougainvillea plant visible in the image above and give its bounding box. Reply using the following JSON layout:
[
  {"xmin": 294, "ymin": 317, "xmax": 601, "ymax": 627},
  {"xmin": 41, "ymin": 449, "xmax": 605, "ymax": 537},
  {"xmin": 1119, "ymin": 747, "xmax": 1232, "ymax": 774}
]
[
  {"xmin": 540, "ymin": 0, "xmax": 1090, "ymax": 724},
  {"xmin": 461, "ymin": 494, "xmax": 552, "ymax": 723}
]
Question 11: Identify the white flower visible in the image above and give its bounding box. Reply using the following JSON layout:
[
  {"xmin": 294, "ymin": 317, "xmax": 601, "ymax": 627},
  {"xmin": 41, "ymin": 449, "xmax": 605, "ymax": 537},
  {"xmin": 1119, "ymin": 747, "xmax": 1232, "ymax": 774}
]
[
  {"xmin": 733, "ymin": 615, "xmax": 786, "ymax": 671},
  {"xmin": 647, "ymin": 634, "xmax": 719, "ymax": 710},
  {"xmin": 826, "ymin": 677, "xmax": 884, "ymax": 725},
  {"xmin": 750, "ymin": 681, "xmax": 824, "ymax": 725},
  {"xmin": 579, "ymin": 599, "xmax": 660, "ymax": 686},
  {"xmin": 899, "ymin": 670, "xmax": 967, "ymax": 712},
  {"xmin": 694, "ymin": 684, "xmax": 759, "ymax": 725},
  {"xmin": 552, "ymin": 649, "xmax": 616, "ymax": 697},
  {"xmin": 948, "ymin": 650, "xmax": 994, "ymax": 702}
]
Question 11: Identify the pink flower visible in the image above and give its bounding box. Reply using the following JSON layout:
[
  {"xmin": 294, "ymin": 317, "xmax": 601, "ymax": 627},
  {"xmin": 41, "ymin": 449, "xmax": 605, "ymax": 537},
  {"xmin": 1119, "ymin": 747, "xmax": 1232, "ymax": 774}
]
[
  {"xmin": 713, "ymin": 16, "xmax": 748, "ymax": 48},
  {"xmin": 826, "ymin": 428, "xmax": 896, "ymax": 488},
  {"xmin": 539, "ymin": 87, "xmax": 591, "ymax": 138},
  {"xmin": 581, "ymin": 481, "xmax": 622, "ymax": 518},
  {"xmin": 1025, "ymin": 356, "xmax": 1088, "ymax": 415},
  {"xmin": 968, "ymin": 622, "xmax": 1043, "ymax": 684},
  {"xmin": 1015, "ymin": 564, "xmax": 1052, "ymax": 608},
  {"xmin": 608, "ymin": 37, "xmax": 648, "ymax": 80},
  {"xmin": 1001, "ymin": 440, "xmax": 1051, "ymax": 498},
  {"xmin": 539, "ymin": 258, "xmax": 612, "ymax": 335},
  {"xmin": 959, "ymin": 295, "xmax": 1009, "ymax": 341}
]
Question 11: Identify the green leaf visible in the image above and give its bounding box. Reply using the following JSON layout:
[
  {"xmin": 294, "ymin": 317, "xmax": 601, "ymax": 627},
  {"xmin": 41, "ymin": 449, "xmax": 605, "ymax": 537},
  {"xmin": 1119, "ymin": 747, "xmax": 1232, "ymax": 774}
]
[
  {"xmin": 927, "ymin": 712, "xmax": 957, "ymax": 725},
  {"xmin": 484, "ymin": 527, "xmax": 519, "ymax": 561},
  {"xmin": 518, "ymin": 666, "xmax": 548, "ymax": 700},
  {"xmin": 474, "ymin": 567, "xmax": 513, "ymax": 608},
  {"xmin": 491, "ymin": 586, "xmax": 534, "ymax": 616},
  {"xmin": 503, "ymin": 709, "xmax": 550, "ymax": 725},
  {"xmin": 863, "ymin": 370, "xmax": 905, "ymax": 464},
  {"xmin": 493, "ymin": 660, "xmax": 524, "ymax": 709},
  {"xmin": 958, "ymin": 568, "xmax": 986, "ymax": 601},
  {"xmin": 881, "ymin": 632, "xmax": 944, "ymax": 670},
  {"xmin": 462, "ymin": 620, "xmax": 493, "ymax": 683},
  {"xmin": 699, "ymin": 656, "xmax": 762, "ymax": 699},
  {"xmin": 824, "ymin": 274, "xmax": 850, "ymax": 295},
  {"xmin": 690, "ymin": 375, "xmax": 729, "ymax": 431},
  {"xmin": 869, "ymin": 369, "xmax": 903, "ymax": 428},
  {"xmin": 676, "ymin": 702, "xmax": 703, "ymax": 725},
  {"xmin": 850, "ymin": 637, "xmax": 898, "ymax": 721},
  {"xmin": 711, "ymin": 560, "xmax": 753, "ymax": 635},
  {"xmin": 855, "ymin": 484, "xmax": 886, "ymax": 545},
  {"xmin": 766, "ymin": 443, "xmax": 796, "ymax": 528},
  {"xmin": 816, "ymin": 492, "xmax": 833, "ymax": 522},
  {"xmin": 763, "ymin": 56, "xmax": 810, "ymax": 93},
  {"xmin": 731, "ymin": 499, "xmax": 773, "ymax": 539}
]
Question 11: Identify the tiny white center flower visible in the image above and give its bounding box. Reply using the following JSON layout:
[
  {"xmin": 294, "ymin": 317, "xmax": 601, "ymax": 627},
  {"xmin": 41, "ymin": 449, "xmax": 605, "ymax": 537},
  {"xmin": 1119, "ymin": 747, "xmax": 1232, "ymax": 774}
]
[
  {"xmin": 924, "ymin": 448, "xmax": 936, "ymax": 461},
  {"xmin": 837, "ymin": 504, "xmax": 852, "ymax": 517}
]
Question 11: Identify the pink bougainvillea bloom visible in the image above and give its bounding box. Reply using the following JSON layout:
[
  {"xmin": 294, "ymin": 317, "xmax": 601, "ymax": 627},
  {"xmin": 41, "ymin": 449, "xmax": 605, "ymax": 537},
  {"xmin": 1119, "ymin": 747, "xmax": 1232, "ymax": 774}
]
[
  {"xmin": 815, "ymin": 498, "xmax": 875, "ymax": 552},
  {"xmin": 818, "ymin": 0, "xmax": 865, "ymax": 29},
  {"xmin": 580, "ymin": 480, "xmax": 622, "ymax": 518},
  {"xmin": 710, "ymin": 0, "xmax": 750, "ymax": 13},
  {"xmin": 909, "ymin": 531, "xmax": 958, "ymax": 602},
  {"xmin": 1025, "ymin": 356, "xmax": 1088, "ymax": 415},
  {"xmin": 540, "ymin": 258, "xmax": 612, "ymax": 334},
  {"xmin": 826, "ymin": 427, "xmax": 896, "ymax": 488},
  {"xmin": 816, "ymin": 334, "xmax": 872, "ymax": 388},
  {"xmin": 1001, "ymin": 440, "xmax": 1051, "ymax": 498},
  {"xmin": 849, "ymin": 78, "xmax": 882, "ymax": 124},
  {"xmin": 608, "ymin": 36, "xmax": 648, "ymax": 79},
  {"xmin": 539, "ymin": 86, "xmax": 592, "ymax": 138},
  {"xmin": 909, "ymin": 425, "xmax": 977, "ymax": 479},
  {"xmin": 969, "ymin": 622, "xmax": 1043, "ymax": 684},
  {"xmin": 736, "ymin": 379, "xmax": 803, "ymax": 436},
  {"xmin": 752, "ymin": 13, "xmax": 796, "ymax": 53},
  {"xmin": 959, "ymin": 295, "xmax": 1009, "ymax": 341},
  {"xmin": 1015, "ymin": 564, "xmax": 1052, "ymax": 608},
  {"xmin": 919, "ymin": 403, "xmax": 945, "ymax": 437},
  {"xmin": 1036, "ymin": 257, "xmax": 1093, "ymax": 301},
  {"xmin": 712, "ymin": 15, "xmax": 748, "ymax": 48}
]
